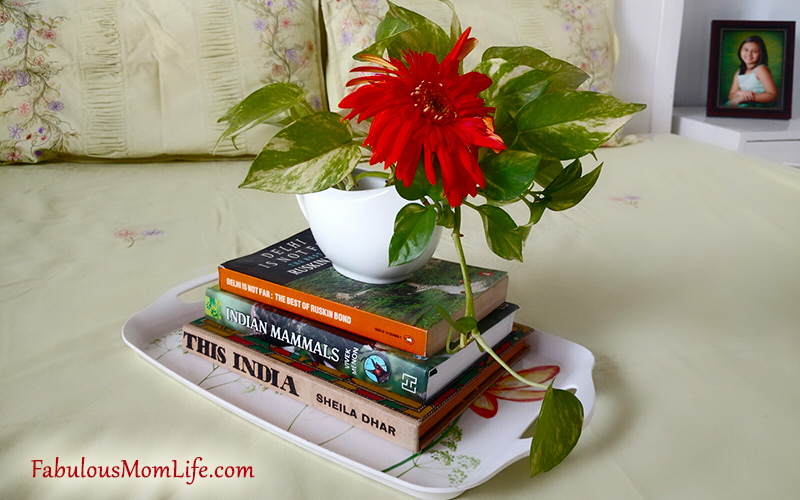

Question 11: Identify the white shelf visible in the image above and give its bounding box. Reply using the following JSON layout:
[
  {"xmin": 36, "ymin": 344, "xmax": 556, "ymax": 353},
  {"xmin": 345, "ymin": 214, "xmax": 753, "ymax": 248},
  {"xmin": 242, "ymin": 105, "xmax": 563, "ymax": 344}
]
[{"xmin": 672, "ymin": 106, "xmax": 800, "ymax": 166}]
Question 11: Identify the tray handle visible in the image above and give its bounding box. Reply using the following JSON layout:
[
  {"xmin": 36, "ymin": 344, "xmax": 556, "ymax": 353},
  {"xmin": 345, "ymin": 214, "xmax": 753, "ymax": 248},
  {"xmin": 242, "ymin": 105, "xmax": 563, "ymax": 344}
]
[
  {"xmin": 161, "ymin": 272, "xmax": 220, "ymax": 305},
  {"xmin": 122, "ymin": 272, "xmax": 218, "ymax": 342}
]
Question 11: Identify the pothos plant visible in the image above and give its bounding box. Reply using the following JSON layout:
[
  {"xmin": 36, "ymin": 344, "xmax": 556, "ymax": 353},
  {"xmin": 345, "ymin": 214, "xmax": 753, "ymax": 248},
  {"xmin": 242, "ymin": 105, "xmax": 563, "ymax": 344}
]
[{"xmin": 218, "ymin": 1, "xmax": 644, "ymax": 477}]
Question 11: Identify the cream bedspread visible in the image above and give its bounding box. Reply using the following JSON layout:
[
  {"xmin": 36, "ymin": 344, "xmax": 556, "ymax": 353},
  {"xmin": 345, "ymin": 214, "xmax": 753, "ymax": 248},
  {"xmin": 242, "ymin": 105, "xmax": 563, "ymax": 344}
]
[{"xmin": 2, "ymin": 134, "xmax": 799, "ymax": 499}]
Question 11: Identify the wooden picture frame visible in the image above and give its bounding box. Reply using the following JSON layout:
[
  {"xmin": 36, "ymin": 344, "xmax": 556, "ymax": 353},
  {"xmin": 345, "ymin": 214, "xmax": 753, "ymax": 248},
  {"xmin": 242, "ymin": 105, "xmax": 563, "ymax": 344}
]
[{"xmin": 707, "ymin": 20, "xmax": 795, "ymax": 119}]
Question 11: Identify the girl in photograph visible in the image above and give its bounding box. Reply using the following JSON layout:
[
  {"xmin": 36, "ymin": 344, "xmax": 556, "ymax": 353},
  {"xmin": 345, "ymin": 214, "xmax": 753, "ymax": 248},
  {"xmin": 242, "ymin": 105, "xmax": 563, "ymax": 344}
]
[{"xmin": 727, "ymin": 35, "xmax": 779, "ymax": 107}]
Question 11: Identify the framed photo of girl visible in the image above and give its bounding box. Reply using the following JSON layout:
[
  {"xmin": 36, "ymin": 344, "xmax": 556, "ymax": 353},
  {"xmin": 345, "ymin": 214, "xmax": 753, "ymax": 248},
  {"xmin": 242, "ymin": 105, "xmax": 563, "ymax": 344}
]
[{"xmin": 707, "ymin": 20, "xmax": 795, "ymax": 119}]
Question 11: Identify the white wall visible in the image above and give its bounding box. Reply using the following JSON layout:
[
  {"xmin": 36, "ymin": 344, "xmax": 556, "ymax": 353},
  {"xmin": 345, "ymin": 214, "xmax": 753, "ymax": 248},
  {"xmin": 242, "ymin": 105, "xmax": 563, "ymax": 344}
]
[{"xmin": 674, "ymin": 0, "xmax": 800, "ymax": 116}]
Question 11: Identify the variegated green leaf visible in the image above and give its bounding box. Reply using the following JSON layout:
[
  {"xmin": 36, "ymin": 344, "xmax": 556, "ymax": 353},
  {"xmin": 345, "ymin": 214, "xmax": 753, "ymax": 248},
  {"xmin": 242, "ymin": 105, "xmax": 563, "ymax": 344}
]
[
  {"xmin": 216, "ymin": 82, "xmax": 306, "ymax": 150},
  {"xmin": 437, "ymin": 0, "xmax": 462, "ymax": 44},
  {"xmin": 239, "ymin": 112, "xmax": 360, "ymax": 194},
  {"xmin": 389, "ymin": 203, "xmax": 437, "ymax": 266},
  {"xmin": 530, "ymin": 385, "xmax": 584, "ymax": 477},
  {"xmin": 355, "ymin": 15, "xmax": 411, "ymax": 60},
  {"xmin": 523, "ymin": 198, "xmax": 547, "ymax": 226},
  {"xmin": 376, "ymin": 17, "xmax": 411, "ymax": 41},
  {"xmin": 534, "ymin": 157, "xmax": 565, "ymax": 188},
  {"xmin": 474, "ymin": 58, "xmax": 552, "ymax": 108},
  {"xmin": 436, "ymin": 203, "xmax": 455, "ymax": 228},
  {"xmin": 384, "ymin": 1, "xmax": 452, "ymax": 61},
  {"xmin": 493, "ymin": 107, "xmax": 518, "ymax": 148},
  {"xmin": 543, "ymin": 159, "xmax": 581, "ymax": 195},
  {"xmin": 474, "ymin": 205, "xmax": 524, "ymax": 261},
  {"xmin": 547, "ymin": 164, "xmax": 603, "ymax": 211},
  {"xmin": 479, "ymin": 150, "xmax": 540, "ymax": 202},
  {"xmin": 355, "ymin": 17, "xmax": 413, "ymax": 61},
  {"xmin": 514, "ymin": 91, "xmax": 646, "ymax": 160},
  {"xmin": 481, "ymin": 46, "xmax": 588, "ymax": 91}
]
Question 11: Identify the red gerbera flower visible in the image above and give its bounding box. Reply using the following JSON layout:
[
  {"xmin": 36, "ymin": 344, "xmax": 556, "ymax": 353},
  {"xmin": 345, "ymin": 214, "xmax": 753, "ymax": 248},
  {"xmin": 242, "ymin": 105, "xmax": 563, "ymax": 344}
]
[{"xmin": 339, "ymin": 28, "xmax": 506, "ymax": 206}]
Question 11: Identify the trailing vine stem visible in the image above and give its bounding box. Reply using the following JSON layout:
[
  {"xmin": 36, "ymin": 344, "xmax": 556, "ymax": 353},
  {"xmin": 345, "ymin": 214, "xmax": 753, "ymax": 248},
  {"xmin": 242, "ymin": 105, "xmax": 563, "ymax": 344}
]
[
  {"xmin": 451, "ymin": 206, "xmax": 476, "ymax": 346},
  {"xmin": 449, "ymin": 205, "xmax": 548, "ymax": 390}
]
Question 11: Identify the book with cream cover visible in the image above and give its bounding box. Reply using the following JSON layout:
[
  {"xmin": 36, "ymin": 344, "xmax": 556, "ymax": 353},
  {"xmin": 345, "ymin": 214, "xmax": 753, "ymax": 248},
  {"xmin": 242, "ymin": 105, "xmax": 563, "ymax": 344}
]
[{"xmin": 182, "ymin": 317, "xmax": 530, "ymax": 451}]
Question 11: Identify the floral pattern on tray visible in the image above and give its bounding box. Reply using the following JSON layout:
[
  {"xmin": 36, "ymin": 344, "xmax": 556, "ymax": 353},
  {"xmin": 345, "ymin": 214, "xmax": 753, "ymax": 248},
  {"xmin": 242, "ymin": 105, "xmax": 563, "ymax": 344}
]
[{"xmin": 469, "ymin": 365, "xmax": 559, "ymax": 418}]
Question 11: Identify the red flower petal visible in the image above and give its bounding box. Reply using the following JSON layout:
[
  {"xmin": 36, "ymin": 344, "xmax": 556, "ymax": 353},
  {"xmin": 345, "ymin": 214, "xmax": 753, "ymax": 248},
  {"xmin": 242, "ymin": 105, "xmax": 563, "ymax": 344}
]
[
  {"xmin": 487, "ymin": 365, "xmax": 561, "ymax": 402},
  {"xmin": 338, "ymin": 28, "xmax": 506, "ymax": 205},
  {"xmin": 469, "ymin": 392, "xmax": 499, "ymax": 419}
]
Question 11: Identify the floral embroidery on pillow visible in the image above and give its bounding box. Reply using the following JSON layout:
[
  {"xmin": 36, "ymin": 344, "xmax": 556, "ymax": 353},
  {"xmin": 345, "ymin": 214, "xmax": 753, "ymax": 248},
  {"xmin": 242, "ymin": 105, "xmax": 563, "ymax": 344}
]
[
  {"xmin": 0, "ymin": 1, "xmax": 76, "ymax": 163},
  {"xmin": 238, "ymin": 0, "xmax": 324, "ymax": 111},
  {"xmin": 545, "ymin": 0, "xmax": 614, "ymax": 93},
  {"xmin": 327, "ymin": 0, "xmax": 384, "ymax": 101},
  {"xmin": 336, "ymin": 0, "xmax": 382, "ymax": 49}
]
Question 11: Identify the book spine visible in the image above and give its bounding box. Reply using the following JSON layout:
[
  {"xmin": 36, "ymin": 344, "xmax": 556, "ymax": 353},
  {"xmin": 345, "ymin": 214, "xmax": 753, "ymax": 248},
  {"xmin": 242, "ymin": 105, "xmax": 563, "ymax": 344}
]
[
  {"xmin": 204, "ymin": 286, "xmax": 433, "ymax": 402},
  {"xmin": 218, "ymin": 267, "xmax": 431, "ymax": 356},
  {"xmin": 182, "ymin": 321, "xmax": 423, "ymax": 450}
]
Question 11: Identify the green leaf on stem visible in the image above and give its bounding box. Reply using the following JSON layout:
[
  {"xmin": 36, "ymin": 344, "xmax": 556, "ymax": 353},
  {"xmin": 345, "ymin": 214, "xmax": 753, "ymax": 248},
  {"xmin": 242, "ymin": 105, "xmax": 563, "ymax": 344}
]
[
  {"xmin": 395, "ymin": 160, "xmax": 444, "ymax": 202},
  {"xmin": 357, "ymin": 1, "xmax": 451, "ymax": 62},
  {"xmin": 543, "ymin": 159, "xmax": 581, "ymax": 195},
  {"xmin": 493, "ymin": 107, "xmax": 518, "ymax": 147},
  {"xmin": 436, "ymin": 203, "xmax": 456, "ymax": 228},
  {"xmin": 239, "ymin": 112, "xmax": 359, "ymax": 193},
  {"xmin": 436, "ymin": 306, "xmax": 478, "ymax": 334},
  {"xmin": 473, "ymin": 59, "xmax": 552, "ymax": 124},
  {"xmin": 389, "ymin": 203, "xmax": 437, "ymax": 266},
  {"xmin": 514, "ymin": 91, "xmax": 647, "ymax": 160},
  {"xmin": 474, "ymin": 205, "xmax": 524, "ymax": 261},
  {"xmin": 534, "ymin": 157, "xmax": 565, "ymax": 188},
  {"xmin": 355, "ymin": 17, "xmax": 413, "ymax": 61},
  {"xmin": 530, "ymin": 384, "xmax": 584, "ymax": 477},
  {"xmin": 513, "ymin": 198, "xmax": 548, "ymax": 243},
  {"xmin": 479, "ymin": 150, "xmax": 540, "ymax": 202},
  {"xmin": 376, "ymin": 17, "xmax": 412, "ymax": 41},
  {"xmin": 495, "ymin": 79, "xmax": 552, "ymax": 115},
  {"xmin": 524, "ymin": 198, "xmax": 548, "ymax": 226},
  {"xmin": 475, "ymin": 60, "xmax": 542, "ymax": 102},
  {"xmin": 386, "ymin": 1, "xmax": 451, "ymax": 60},
  {"xmin": 216, "ymin": 82, "xmax": 306, "ymax": 150},
  {"xmin": 481, "ymin": 46, "xmax": 589, "ymax": 92},
  {"xmin": 547, "ymin": 164, "xmax": 603, "ymax": 211},
  {"xmin": 435, "ymin": 0, "xmax": 462, "ymax": 44}
]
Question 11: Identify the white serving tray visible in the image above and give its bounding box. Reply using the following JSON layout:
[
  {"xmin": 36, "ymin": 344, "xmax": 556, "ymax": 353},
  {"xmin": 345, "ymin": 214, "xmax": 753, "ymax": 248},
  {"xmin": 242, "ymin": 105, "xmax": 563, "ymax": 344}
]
[{"xmin": 122, "ymin": 273, "xmax": 596, "ymax": 500}]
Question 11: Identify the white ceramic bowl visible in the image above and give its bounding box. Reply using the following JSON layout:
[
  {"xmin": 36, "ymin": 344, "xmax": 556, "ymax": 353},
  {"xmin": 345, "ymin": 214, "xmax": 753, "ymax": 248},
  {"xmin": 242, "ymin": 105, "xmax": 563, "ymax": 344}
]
[{"xmin": 296, "ymin": 170, "xmax": 441, "ymax": 284}]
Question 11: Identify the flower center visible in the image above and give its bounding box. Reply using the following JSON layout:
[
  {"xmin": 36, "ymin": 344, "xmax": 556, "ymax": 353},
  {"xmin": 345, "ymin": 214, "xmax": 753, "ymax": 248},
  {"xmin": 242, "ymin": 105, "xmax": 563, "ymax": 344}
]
[{"xmin": 411, "ymin": 81, "xmax": 455, "ymax": 123}]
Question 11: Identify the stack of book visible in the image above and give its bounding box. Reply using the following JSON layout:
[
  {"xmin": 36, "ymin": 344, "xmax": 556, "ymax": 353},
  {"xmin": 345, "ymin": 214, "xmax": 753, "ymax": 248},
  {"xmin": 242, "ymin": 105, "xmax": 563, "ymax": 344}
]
[{"xmin": 182, "ymin": 229, "xmax": 531, "ymax": 451}]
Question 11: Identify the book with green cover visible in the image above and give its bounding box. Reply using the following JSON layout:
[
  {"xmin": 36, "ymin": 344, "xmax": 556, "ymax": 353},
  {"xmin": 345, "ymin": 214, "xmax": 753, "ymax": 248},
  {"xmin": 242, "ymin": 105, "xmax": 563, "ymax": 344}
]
[
  {"xmin": 205, "ymin": 284, "xmax": 518, "ymax": 403},
  {"xmin": 218, "ymin": 229, "xmax": 509, "ymax": 356}
]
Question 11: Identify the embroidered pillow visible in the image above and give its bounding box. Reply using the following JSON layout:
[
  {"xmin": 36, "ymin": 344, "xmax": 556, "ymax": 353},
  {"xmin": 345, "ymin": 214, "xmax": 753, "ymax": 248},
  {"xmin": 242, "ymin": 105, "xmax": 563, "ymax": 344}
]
[
  {"xmin": 321, "ymin": 0, "xmax": 617, "ymax": 112},
  {"xmin": 0, "ymin": 0, "xmax": 326, "ymax": 163}
]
